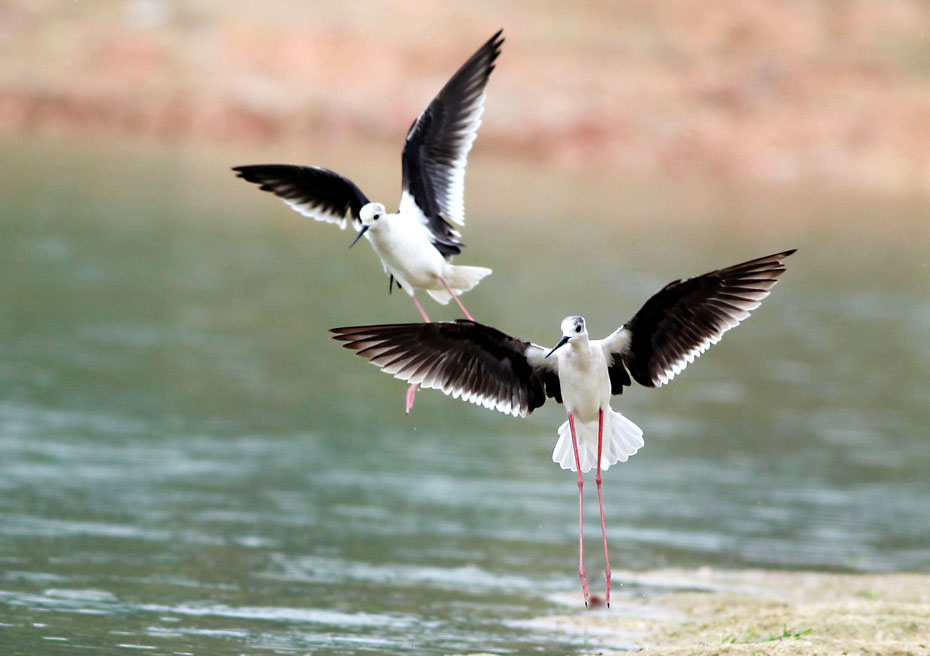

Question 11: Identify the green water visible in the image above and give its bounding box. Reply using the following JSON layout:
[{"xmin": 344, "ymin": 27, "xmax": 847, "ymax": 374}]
[{"xmin": 1, "ymin": 135, "xmax": 928, "ymax": 654}]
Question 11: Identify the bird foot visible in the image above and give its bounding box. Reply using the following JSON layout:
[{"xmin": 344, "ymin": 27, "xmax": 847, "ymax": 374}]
[
  {"xmin": 405, "ymin": 384, "xmax": 418, "ymax": 414},
  {"xmin": 579, "ymin": 568, "xmax": 589, "ymax": 608},
  {"xmin": 605, "ymin": 566, "xmax": 611, "ymax": 608}
]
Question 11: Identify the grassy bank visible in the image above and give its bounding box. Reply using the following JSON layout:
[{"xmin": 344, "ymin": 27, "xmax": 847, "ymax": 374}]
[{"xmin": 513, "ymin": 569, "xmax": 930, "ymax": 655}]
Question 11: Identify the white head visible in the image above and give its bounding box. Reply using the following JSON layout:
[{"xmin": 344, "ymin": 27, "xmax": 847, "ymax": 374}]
[
  {"xmin": 546, "ymin": 315, "xmax": 587, "ymax": 358},
  {"xmin": 358, "ymin": 202, "xmax": 386, "ymax": 227},
  {"xmin": 349, "ymin": 202, "xmax": 387, "ymax": 248}
]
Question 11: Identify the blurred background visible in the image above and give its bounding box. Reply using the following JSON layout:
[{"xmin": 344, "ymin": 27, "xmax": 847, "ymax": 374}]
[
  {"xmin": 1, "ymin": 2, "xmax": 929, "ymax": 655},
  {"xmin": 4, "ymin": 0, "xmax": 930, "ymax": 192}
]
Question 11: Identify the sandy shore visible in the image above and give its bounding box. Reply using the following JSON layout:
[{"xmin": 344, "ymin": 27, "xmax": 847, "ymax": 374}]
[{"xmin": 495, "ymin": 569, "xmax": 930, "ymax": 655}]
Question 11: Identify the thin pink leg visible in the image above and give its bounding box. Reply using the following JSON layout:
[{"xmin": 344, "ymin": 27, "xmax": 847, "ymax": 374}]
[
  {"xmin": 568, "ymin": 413, "xmax": 589, "ymax": 607},
  {"xmin": 439, "ymin": 277, "xmax": 474, "ymax": 321},
  {"xmin": 410, "ymin": 295, "xmax": 431, "ymax": 323},
  {"xmin": 405, "ymin": 384, "xmax": 418, "ymax": 414},
  {"xmin": 405, "ymin": 296, "xmax": 431, "ymax": 413},
  {"xmin": 595, "ymin": 409, "xmax": 611, "ymax": 607}
]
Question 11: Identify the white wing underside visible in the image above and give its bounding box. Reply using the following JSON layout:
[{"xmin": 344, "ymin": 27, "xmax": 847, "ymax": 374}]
[
  {"xmin": 281, "ymin": 198, "xmax": 350, "ymax": 230},
  {"xmin": 437, "ymin": 90, "xmax": 486, "ymax": 227},
  {"xmin": 403, "ymin": 91, "xmax": 487, "ymax": 228}
]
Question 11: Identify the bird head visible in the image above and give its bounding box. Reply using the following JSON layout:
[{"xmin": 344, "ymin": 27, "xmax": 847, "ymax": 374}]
[
  {"xmin": 350, "ymin": 202, "xmax": 386, "ymax": 247},
  {"xmin": 546, "ymin": 316, "xmax": 587, "ymax": 358}
]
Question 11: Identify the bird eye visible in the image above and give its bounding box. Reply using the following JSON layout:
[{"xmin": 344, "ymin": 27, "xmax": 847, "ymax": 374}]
[{"xmin": 575, "ymin": 326, "xmax": 581, "ymax": 333}]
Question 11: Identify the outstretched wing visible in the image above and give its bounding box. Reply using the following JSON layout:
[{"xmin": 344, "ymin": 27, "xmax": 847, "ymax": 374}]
[
  {"xmin": 233, "ymin": 164, "xmax": 369, "ymax": 230},
  {"xmin": 399, "ymin": 30, "xmax": 504, "ymax": 254},
  {"xmin": 601, "ymin": 249, "xmax": 796, "ymax": 389},
  {"xmin": 331, "ymin": 319, "xmax": 561, "ymax": 417}
]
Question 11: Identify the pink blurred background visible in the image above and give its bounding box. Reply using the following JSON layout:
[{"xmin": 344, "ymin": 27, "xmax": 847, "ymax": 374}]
[{"xmin": 2, "ymin": 0, "xmax": 930, "ymax": 194}]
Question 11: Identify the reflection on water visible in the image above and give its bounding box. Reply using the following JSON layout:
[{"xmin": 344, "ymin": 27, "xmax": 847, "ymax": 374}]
[{"xmin": 1, "ymin": 135, "xmax": 929, "ymax": 654}]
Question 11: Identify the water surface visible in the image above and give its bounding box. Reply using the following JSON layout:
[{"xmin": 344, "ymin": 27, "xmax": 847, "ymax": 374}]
[{"xmin": 1, "ymin": 135, "xmax": 929, "ymax": 654}]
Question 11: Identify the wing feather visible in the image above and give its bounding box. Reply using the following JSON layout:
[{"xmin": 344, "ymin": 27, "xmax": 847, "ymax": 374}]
[
  {"xmin": 601, "ymin": 250, "xmax": 796, "ymax": 389},
  {"xmin": 400, "ymin": 30, "xmax": 504, "ymax": 252},
  {"xmin": 233, "ymin": 164, "xmax": 369, "ymax": 230},
  {"xmin": 331, "ymin": 319, "xmax": 559, "ymax": 417}
]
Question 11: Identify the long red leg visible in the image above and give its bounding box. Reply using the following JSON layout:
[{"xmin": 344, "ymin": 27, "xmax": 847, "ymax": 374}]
[
  {"xmin": 406, "ymin": 296, "xmax": 431, "ymax": 413},
  {"xmin": 568, "ymin": 413, "xmax": 589, "ymax": 607},
  {"xmin": 595, "ymin": 409, "xmax": 611, "ymax": 607},
  {"xmin": 439, "ymin": 276, "xmax": 474, "ymax": 321}
]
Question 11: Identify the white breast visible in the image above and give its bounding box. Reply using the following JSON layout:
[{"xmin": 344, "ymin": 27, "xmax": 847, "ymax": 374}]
[
  {"xmin": 368, "ymin": 214, "xmax": 446, "ymax": 288},
  {"xmin": 557, "ymin": 342, "xmax": 611, "ymax": 423}
]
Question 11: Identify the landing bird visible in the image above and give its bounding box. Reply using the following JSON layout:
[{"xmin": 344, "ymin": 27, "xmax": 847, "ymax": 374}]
[
  {"xmin": 331, "ymin": 250, "xmax": 795, "ymax": 607},
  {"xmin": 232, "ymin": 30, "xmax": 503, "ymax": 324}
]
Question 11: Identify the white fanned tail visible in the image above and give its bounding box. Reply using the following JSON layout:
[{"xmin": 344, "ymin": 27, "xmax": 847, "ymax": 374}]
[
  {"xmin": 426, "ymin": 265, "xmax": 493, "ymax": 304},
  {"xmin": 552, "ymin": 409, "xmax": 644, "ymax": 473}
]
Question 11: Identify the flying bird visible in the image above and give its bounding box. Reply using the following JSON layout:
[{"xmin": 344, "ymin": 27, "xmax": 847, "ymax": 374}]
[
  {"xmin": 233, "ymin": 30, "xmax": 503, "ymax": 324},
  {"xmin": 235, "ymin": 31, "xmax": 503, "ymax": 414},
  {"xmin": 331, "ymin": 249, "xmax": 795, "ymax": 606}
]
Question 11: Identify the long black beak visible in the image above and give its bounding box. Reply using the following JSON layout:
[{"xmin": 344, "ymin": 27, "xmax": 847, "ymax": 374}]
[
  {"xmin": 545, "ymin": 335, "xmax": 570, "ymax": 358},
  {"xmin": 349, "ymin": 225, "xmax": 369, "ymax": 249}
]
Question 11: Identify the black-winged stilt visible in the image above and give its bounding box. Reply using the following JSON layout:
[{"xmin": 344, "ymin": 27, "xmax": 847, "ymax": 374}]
[
  {"xmin": 234, "ymin": 30, "xmax": 503, "ymax": 413},
  {"xmin": 331, "ymin": 249, "xmax": 795, "ymax": 606},
  {"xmin": 233, "ymin": 30, "xmax": 503, "ymax": 323}
]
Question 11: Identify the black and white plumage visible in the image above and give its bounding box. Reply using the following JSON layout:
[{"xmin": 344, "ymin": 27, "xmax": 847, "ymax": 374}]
[
  {"xmin": 233, "ymin": 30, "xmax": 504, "ymax": 314},
  {"xmin": 332, "ymin": 249, "xmax": 794, "ymax": 607},
  {"xmin": 332, "ymin": 250, "xmax": 795, "ymax": 463},
  {"xmin": 232, "ymin": 165, "xmax": 370, "ymax": 231},
  {"xmin": 335, "ymin": 319, "xmax": 563, "ymax": 415}
]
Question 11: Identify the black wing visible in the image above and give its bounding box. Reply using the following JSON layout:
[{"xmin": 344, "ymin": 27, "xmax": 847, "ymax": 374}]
[
  {"xmin": 331, "ymin": 319, "xmax": 561, "ymax": 417},
  {"xmin": 399, "ymin": 30, "xmax": 504, "ymax": 255},
  {"xmin": 233, "ymin": 164, "xmax": 369, "ymax": 230},
  {"xmin": 602, "ymin": 249, "xmax": 796, "ymax": 389}
]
